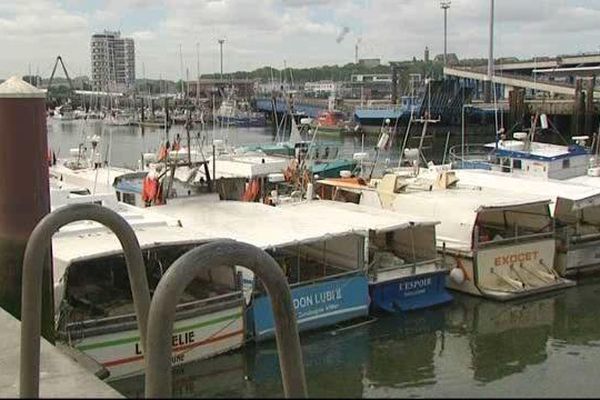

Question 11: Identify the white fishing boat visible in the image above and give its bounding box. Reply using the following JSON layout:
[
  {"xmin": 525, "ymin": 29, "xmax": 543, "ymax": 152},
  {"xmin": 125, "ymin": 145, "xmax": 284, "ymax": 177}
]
[
  {"xmin": 280, "ymin": 200, "xmax": 453, "ymax": 312},
  {"xmin": 49, "ymin": 134, "xmax": 133, "ymax": 195},
  {"xmin": 51, "ymin": 193, "xmax": 245, "ymax": 381},
  {"xmin": 316, "ymin": 172, "xmax": 575, "ymax": 301},
  {"xmin": 422, "ymin": 168, "xmax": 600, "ymax": 276},
  {"xmin": 144, "ymin": 197, "xmax": 371, "ymax": 341},
  {"xmin": 449, "ymin": 113, "xmax": 595, "ymax": 181}
]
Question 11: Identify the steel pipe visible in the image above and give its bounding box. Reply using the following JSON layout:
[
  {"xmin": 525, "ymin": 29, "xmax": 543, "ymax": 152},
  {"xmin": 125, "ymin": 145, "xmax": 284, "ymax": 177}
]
[
  {"xmin": 145, "ymin": 240, "xmax": 307, "ymax": 398},
  {"xmin": 20, "ymin": 203, "xmax": 151, "ymax": 398}
]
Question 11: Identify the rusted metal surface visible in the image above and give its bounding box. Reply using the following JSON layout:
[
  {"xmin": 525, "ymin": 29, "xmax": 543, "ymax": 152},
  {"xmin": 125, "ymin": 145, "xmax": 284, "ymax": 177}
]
[{"xmin": 0, "ymin": 77, "xmax": 51, "ymax": 331}]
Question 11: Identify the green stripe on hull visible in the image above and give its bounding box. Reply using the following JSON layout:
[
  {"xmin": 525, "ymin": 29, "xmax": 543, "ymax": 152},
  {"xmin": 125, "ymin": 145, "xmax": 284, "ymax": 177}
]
[{"xmin": 76, "ymin": 312, "xmax": 242, "ymax": 351}]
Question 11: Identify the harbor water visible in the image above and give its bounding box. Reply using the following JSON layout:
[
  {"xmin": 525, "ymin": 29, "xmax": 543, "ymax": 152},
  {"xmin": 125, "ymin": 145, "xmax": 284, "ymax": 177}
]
[{"xmin": 48, "ymin": 119, "xmax": 600, "ymax": 398}]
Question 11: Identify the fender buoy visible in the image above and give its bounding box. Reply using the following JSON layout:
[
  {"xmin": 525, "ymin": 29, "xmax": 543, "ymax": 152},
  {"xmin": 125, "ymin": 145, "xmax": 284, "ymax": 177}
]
[
  {"xmin": 158, "ymin": 145, "xmax": 168, "ymax": 162},
  {"xmin": 142, "ymin": 175, "xmax": 159, "ymax": 205},
  {"xmin": 242, "ymin": 179, "xmax": 260, "ymax": 202}
]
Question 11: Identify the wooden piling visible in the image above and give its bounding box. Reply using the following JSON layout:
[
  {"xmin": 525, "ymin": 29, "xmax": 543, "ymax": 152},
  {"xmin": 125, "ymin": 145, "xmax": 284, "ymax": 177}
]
[
  {"xmin": 0, "ymin": 77, "xmax": 53, "ymax": 341},
  {"xmin": 584, "ymin": 77, "xmax": 596, "ymax": 135}
]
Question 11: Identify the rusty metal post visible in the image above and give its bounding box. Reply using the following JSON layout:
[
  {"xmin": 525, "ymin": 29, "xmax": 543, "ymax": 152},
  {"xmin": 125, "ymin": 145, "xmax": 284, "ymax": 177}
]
[
  {"xmin": 0, "ymin": 77, "xmax": 53, "ymax": 339},
  {"xmin": 145, "ymin": 240, "xmax": 307, "ymax": 398},
  {"xmin": 20, "ymin": 203, "xmax": 151, "ymax": 398}
]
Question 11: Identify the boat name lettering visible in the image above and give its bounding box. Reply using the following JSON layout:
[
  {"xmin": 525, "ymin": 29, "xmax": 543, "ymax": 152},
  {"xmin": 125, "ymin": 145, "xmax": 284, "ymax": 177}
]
[
  {"xmin": 293, "ymin": 288, "xmax": 343, "ymax": 310},
  {"xmin": 494, "ymin": 251, "xmax": 539, "ymax": 266},
  {"xmin": 400, "ymin": 277, "xmax": 432, "ymax": 291},
  {"xmin": 135, "ymin": 331, "xmax": 195, "ymax": 355}
]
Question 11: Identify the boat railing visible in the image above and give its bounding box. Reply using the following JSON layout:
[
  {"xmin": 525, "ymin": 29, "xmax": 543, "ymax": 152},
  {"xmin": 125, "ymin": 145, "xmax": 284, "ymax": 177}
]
[
  {"xmin": 61, "ymin": 291, "xmax": 243, "ymax": 340},
  {"xmin": 473, "ymin": 224, "xmax": 555, "ymax": 250},
  {"xmin": 371, "ymin": 257, "xmax": 443, "ymax": 276},
  {"xmin": 144, "ymin": 240, "xmax": 307, "ymax": 398},
  {"xmin": 448, "ymin": 144, "xmax": 498, "ymax": 170},
  {"xmin": 288, "ymin": 269, "xmax": 362, "ymax": 289}
]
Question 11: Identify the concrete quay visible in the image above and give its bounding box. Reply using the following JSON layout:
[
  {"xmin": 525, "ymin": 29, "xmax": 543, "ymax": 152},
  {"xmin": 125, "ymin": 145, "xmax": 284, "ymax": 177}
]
[{"xmin": 0, "ymin": 308, "xmax": 122, "ymax": 398}]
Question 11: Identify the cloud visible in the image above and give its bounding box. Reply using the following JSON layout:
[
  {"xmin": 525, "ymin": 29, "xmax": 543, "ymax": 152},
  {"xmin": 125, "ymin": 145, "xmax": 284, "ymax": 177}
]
[{"xmin": 1, "ymin": 0, "xmax": 600, "ymax": 80}]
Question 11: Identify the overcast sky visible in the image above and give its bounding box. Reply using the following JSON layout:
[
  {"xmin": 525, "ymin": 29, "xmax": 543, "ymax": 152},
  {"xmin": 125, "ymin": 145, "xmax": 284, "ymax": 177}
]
[{"xmin": 1, "ymin": 0, "xmax": 599, "ymax": 80}]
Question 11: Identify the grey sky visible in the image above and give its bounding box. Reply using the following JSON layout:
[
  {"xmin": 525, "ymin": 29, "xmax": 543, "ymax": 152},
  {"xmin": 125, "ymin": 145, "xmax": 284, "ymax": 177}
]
[{"xmin": 1, "ymin": 0, "xmax": 598, "ymax": 80}]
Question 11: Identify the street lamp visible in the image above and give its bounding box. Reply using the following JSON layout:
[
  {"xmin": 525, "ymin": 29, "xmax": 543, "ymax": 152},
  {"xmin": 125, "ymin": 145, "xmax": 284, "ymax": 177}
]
[
  {"xmin": 440, "ymin": 0, "xmax": 451, "ymax": 66},
  {"xmin": 218, "ymin": 39, "xmax": 225, "ymax": 80}
]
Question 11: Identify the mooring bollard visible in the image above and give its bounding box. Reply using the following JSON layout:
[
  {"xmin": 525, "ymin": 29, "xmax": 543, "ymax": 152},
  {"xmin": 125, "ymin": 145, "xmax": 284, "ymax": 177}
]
[
  {"xmin": 0, "ymin": 77, "xmax": 52, "ymax": 340},
  {"xmin": 20, "ymin": 203, "xmax": 151, "ymax": 398},
  {"xmin": 145, "ymin": 240, "xmax": 307, "ymax": 398}
]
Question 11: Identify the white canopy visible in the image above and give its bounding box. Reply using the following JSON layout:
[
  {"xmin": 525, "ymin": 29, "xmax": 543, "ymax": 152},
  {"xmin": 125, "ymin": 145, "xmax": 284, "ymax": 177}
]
[
  {"xmin": 389, "ymin": 186, "xmax": 551, "ymax": 252},
  {"xmin": 281, "ymin": 200, "xmax": 439, "ymax": 233},
  {"xmin": 434, "ymin": 169, "xmax": 600, "ymax": 212}
]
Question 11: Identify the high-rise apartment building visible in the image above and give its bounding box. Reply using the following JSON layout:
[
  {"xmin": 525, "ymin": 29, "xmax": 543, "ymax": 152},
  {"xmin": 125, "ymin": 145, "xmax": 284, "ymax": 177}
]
[{"xmin": 90, "ymin": 31, "xmax": 135, "ymax": 92}]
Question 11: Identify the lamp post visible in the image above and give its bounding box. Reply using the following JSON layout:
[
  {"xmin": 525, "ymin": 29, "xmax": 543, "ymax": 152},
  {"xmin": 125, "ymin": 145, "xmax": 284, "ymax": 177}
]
[
  {"xmin": 440, "ymin": 1, "xmax": 451, "ymax": 66},
  {"xmin": 486, "ymin": 0, "xmax": 495, "ymax": 102},
  {"xmin": 218, "ymin": 39, "xmax": 225, "ymax": 80}
]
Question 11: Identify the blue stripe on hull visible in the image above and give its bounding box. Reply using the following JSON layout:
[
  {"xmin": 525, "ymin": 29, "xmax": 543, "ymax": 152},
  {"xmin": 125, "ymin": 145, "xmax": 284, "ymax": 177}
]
[
  {"xmin": 369, "ymin": 271, "xmax": 452, "ymax": 313},
  {"xmin": 250, "ymin": 274, "xmax": 370, "ymax": 341}
]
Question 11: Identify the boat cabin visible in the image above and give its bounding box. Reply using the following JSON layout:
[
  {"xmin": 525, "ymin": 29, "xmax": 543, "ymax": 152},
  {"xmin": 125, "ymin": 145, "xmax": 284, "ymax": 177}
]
[
  {"xmin": 51, "ymin": 199, "xmax": 244, "ymax": 380},
  {"xmin": 281, "ymin": 200, "xmax": 452, "ymax": 312},
  {"xmin": 316, "ymin": 174, "xmax": 575, "ymax": 300}
]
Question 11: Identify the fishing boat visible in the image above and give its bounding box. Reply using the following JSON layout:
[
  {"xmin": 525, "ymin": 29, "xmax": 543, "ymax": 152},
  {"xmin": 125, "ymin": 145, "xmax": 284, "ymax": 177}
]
[
  {"xmin": 316, "ymin": 171, "xmax": 575, "ymax": 301},
  {"xmin": 423, "ymin": 168, "xmax": 600, "ymax": 277},
  {"xmin": 49, "ymin": 135, "xmax": 133, "ymax": 195},
  {"xmin": 50, "ymin": 193, "xmax": 245, "ymax": 381},
  {"xmin": 53, "ymin": 103, "xmax": 76, "ymax": 121},
  {"xmin": 144, "ymin": 197, "xmax": 371, "ymax": 341},
  {"xmin": 281, "ymin": 200, "xmax": 453, "ymax": 312},
  {"xmin": 354, "ymin": 96, "xmax": 420, "ymax": 128},
  {"xmin": 449, "ymin": 113, "xmax": 593, "ymax": 181},
  {"xmin": 216, "ymin": 96, "xmax": 266, "ymax": 128}
]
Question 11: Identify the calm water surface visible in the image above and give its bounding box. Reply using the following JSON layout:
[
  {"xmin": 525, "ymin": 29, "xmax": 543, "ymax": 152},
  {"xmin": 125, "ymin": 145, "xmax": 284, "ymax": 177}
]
[{"xmin": 48, "ymin": 119, "xmax": 599, "ymax": 398}]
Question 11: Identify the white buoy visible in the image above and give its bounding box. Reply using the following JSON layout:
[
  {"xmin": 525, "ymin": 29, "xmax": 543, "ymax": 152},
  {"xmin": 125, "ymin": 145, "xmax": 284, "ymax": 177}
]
[
  {"xmin": 306, "ymin": 183, "xmax": 314, "ymax": 200},
  {"xmin": 540, "ymin": 113, "xmax": 549, "ymax": 130},
  {"xmin": 353, "ymin": 152, "xmax": 369, "ymax": 161},
  {"xmin": 449, "ymin": 268, "xmax": 465, "ymax": 285},
  {"xmin": 377, "ymin": 132, "xmax": 389, "ymax": 150}
]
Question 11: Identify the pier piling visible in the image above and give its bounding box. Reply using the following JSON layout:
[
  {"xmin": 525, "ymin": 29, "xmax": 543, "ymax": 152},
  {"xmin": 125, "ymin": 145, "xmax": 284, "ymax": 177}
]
[{"xmin": 0, "ymin": 77, "xmax": 53, "ymax": 341}]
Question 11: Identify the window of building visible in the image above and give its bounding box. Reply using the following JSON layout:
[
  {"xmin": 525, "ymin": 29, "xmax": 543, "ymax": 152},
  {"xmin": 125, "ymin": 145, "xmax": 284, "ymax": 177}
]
[{"xmin": 562, "ymin": 159, "xmax": 570, "ymax": 169}]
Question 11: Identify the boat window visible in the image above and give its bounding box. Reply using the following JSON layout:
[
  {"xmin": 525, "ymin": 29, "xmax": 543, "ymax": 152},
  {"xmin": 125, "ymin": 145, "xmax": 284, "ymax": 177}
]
[
  {"xmin": 122, "ymin": 192, "xmax": 136, "ymax": 206},
  {"xmin": 562, "ymin": 159, "xmax": 570, "ymax": 169},
  {"xmin": 256, "ymin": 235, "xmax": 363, "ymax": 291},
  {"xmin": 369, "ymin": 226, "xmax": 437, "ymax": 273},
  {"xmin": 59, "ymin": 243, "xmax": 237, "ymax": 329},
  {"xmin": 512, "ymin": 159, "xmax": 522, "ymax": 170},
  {"xmin": 474, "ymin": 205, "xmax": 553, "ymax": 246}
]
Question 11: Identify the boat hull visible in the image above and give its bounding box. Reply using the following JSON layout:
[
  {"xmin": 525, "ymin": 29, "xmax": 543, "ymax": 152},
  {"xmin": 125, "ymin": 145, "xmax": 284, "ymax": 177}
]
[
  {"xmin": 249, "ymin": 273, "xmax": 370, "ymax": 341},
  {"xmin": 369, "ymin": 270, "xmax": 452, "ymax": 313},
  {"xmin": 68, "ymin": 305, "xmax": 244, "ymax": 381},
  {"xmin": 216, "ymin": 115, "xmax": 266, "ymax": 128},
  {"xmin": 444, "ymin": 239, "xmax": 575, "ymax": 301}
]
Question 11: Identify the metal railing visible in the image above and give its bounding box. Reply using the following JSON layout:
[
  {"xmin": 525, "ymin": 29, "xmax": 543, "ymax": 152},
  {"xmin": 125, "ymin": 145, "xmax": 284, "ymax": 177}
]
[
  {"xmin": 20, "ymin": 203, "xmax": 152, "ymax": 398},
  {"xmin": 144, "ymin": 239, "xmax": 307, "ymax": 398}
]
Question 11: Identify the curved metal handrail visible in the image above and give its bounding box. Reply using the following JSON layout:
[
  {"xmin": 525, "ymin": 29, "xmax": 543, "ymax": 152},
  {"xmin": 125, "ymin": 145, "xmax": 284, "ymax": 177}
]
[
  {"xmin": 144, "ymin": 240, "xmax": 307, "ymax": 398},
  {"xmin": 20, "ymin": 203, "xmax": 151, "ymax": 398}
]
